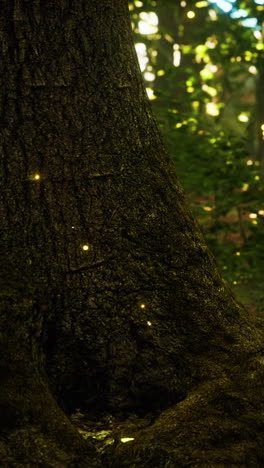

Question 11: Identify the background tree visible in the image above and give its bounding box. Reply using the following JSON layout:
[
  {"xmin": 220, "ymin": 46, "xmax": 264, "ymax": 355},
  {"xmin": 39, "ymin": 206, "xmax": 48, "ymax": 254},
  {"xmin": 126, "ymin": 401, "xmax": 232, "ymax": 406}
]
[{"xmin": 0, "ymin": 0, "xmax": 264, "ymax": 466}]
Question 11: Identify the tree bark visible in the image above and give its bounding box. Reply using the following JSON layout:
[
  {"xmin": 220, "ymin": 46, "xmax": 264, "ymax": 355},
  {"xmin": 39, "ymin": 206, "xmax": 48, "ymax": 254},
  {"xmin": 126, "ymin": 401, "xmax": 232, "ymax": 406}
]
[
  {"xmin": 0, "ymin": 244, "xmax": 99, "ymax": 466},
  {"xmin": 0, "ymin": 0, "xmax": 264, "ymax": 465}
]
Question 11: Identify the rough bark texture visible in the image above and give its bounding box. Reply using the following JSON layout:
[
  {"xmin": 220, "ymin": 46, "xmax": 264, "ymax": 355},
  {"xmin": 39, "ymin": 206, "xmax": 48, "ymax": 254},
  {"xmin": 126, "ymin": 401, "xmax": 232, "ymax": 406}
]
[
  {"xmin": 0, "ymin": 0, "xmax": 264, "ymax": 466},
  {"xmin": 106, "ymin": 350, "xmax": 264, "ymax": 467},
  {"xmin": 0, "ymin": 245, "xmax": 100, "ymax": 466}
]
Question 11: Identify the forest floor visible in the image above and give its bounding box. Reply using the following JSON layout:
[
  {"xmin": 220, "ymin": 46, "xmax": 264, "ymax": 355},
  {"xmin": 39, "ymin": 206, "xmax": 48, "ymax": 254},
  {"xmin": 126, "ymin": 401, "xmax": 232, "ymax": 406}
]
[{"xmin": 70, "ymin": 411, "xmax": 149, "ymax": 459}]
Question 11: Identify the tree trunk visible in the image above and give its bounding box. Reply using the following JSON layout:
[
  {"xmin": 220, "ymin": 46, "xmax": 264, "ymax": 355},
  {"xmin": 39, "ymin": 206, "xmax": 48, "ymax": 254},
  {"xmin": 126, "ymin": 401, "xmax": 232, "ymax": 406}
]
[{"xmin": 0, "ymin": 0, "xmax": 264, "ymax": 465}]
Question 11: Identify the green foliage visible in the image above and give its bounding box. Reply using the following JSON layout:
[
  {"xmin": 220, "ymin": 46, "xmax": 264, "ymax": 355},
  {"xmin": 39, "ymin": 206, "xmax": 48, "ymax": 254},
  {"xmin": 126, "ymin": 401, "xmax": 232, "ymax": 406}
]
[
  {"xmin": 163, "ymin": 113, "xmax": 264, "ymax": 288},
  {"xmin": 130, "ymin": 0, "xmax": 264, "ymax": 309}
]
